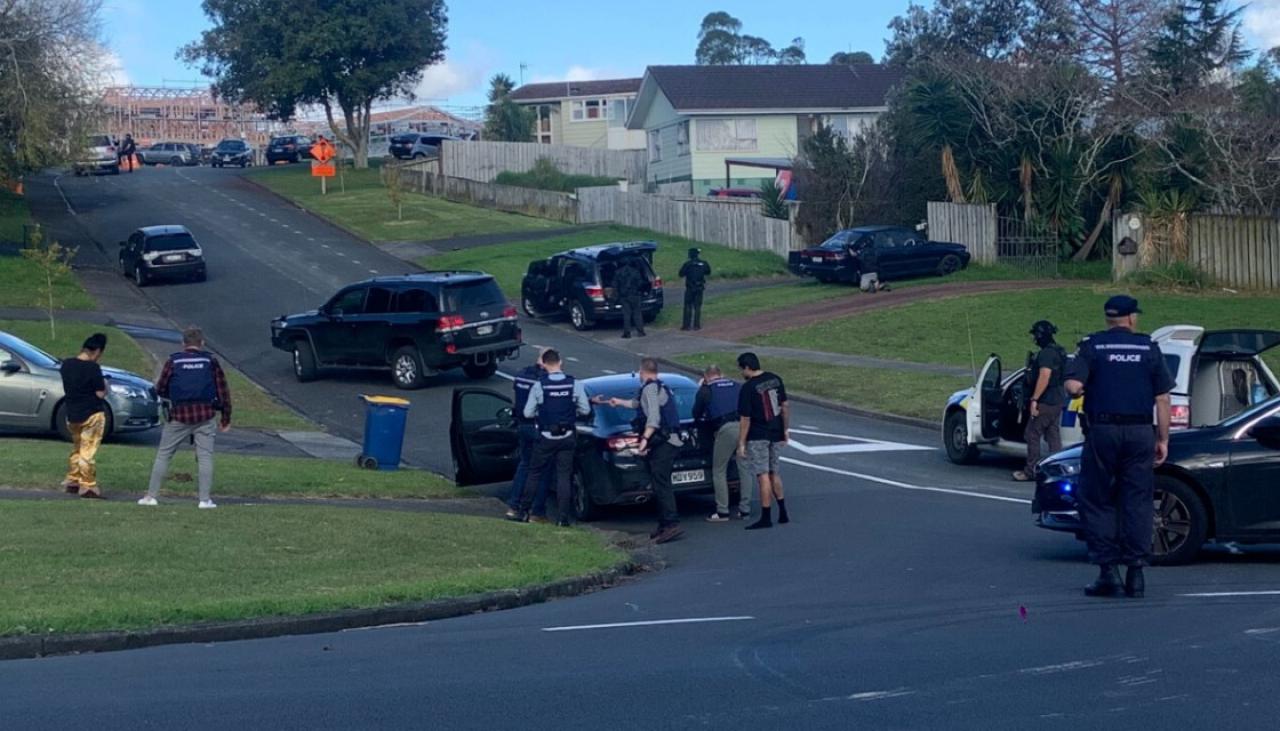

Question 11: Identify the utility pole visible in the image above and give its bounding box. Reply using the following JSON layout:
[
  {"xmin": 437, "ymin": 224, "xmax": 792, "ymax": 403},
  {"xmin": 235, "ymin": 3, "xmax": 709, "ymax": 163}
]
[{"xmin": 519, "ymin": 62, "xmax": 528, "ymax": 86}]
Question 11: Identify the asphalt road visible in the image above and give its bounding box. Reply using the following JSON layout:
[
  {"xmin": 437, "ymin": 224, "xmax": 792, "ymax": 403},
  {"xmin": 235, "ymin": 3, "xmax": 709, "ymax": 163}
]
[{"xmin": 9, "ymin": 166, "xmax": 1280, "ymax": 729}]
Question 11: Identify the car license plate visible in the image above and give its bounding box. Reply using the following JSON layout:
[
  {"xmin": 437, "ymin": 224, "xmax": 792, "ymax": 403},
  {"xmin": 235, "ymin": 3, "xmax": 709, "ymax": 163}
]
[
  {"xmin": 162, "ymin": 254, "xmax": 184, "ymax": 263},
  {"xmin": 475, "ymin": 325, "xmax": 494, "ymax": 336},
  {"xmin": 811, "ymin": 256, "xmax": 824, "ymax": 263},
  {"xmin": 672, "ymin": 469, "xmax": 705, "ymax": 485}
]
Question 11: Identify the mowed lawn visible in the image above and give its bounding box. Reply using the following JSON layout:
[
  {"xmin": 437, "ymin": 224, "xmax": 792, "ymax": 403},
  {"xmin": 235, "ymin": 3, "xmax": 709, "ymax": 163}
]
[
  {"xmin": 246, "ymin": 165, "xmax": 559, "ymax": 242},
  {"xmin": 754, "ymin": 287, "xmax": 1280, "ymax": 370},
  {"xmin": 0, "ymin": 439, "xmax": 462, "ymax": 500},
  {"xmin": 0, "ymin": 500, "xmax": 624, "ymax": 635},
  {"xmin": 424, "ymin": 225, "xmax": 792, "ymax": 301}
]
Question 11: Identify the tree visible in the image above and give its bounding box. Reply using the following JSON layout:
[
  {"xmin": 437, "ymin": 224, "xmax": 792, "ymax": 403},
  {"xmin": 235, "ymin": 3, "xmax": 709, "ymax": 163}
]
[
  {"xmin": 693, "ymin": 11, "xmax": 804, "ymax": 65},
  {"xmin": 482, "ymin": 73, "xmax": 533, "ymax": 142},
  {"xmin": 0, "ymin": 0, "xmax": 106, "ymax": 182},
  {"xmin": 885, "ymin": 0, "xmax": 1074, "ymax": 66},
  {"xmin": 775, "ymin": 38, "xmax": 807, "ymax": 65},
  {"xmin": 902, "ymin": 70, "xmax": 972, "ymax": 202},
  {"xmin": 830, "ymin": 51, "xmax": 875, "ymax": 64},
  {"xmin": 1069, "ymin": 0, "xmax": 1166, "ymax": 90},
  {"xmin": 182, "ymin": 0, "xmax": 447, "ymax": 169},
  {"xmin": 792, "ymin": 126, "xmax": 864, "ymax": 240},
  {"xmin": 20, "ymin": 227, "xmax": 78, "ymax": 339},
  {"xmin": 1146, "ymin": 0, "xmax": 1248, "ymax": 97}
]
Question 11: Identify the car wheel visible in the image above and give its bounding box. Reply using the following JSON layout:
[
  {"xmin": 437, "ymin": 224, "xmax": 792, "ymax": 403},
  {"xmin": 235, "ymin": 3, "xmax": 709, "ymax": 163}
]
[
  {"xmin": 643, "ymin": 311, "xmax": 657, "ymax": 324},
  {"xmin": 570, "ymin": 302, "xmax": 593, "ymax": 331},
  {"xmin": 240, "ymin": 161, "xmax": 248, "ymax": 168},
  {"xmin": 572, "ymin": 468, "xmax": 598, "ymax": 522},
  {"xmin": 110, "ymin": 166, "xmax": 120, "ymax": 176},
  {"xmin": 194, "ymin": 269, "xmax": 207, "ymax": 283},
  {"xmin": 943, "ymin": 409, "xmax": 978, "ymax": 465},
  {"xmin": 462, "ymin": 358, "xmax": 498, "ymax": 380},
  {"xmin": 133, "ymin": 265, "xmax": 148, "ymax": 287},
  {"xmin": 937, "ymin": 254, "xmax": 962, "ymax": 277},
  {"xmin": 169, "ymin": 156, "xmax": 182, "ymax": 166},
  {"xmin": 413, "ymin": 153, "xmax": 425, "ymax": 160},
  {"xmin": 213, "ymin": 162, "xmax": 221, "ymax": 168},
  {"xmin": 521, "ymin": 295, "xmax": 541, "ymax": 318},
  {"xmin": 292, "ymin": 340, "xmax": 318, "ymax": 383},
  {"xmin": 54, "ymin": 402, "xmax": 73, "ymax": 441},
  {"xmin": 1150, "ymin": 476, "xmax": 1208, "ymax": 566},
  {"xmin": 392, "ymin": 346, "xmax": 427, "ymax": 390}
]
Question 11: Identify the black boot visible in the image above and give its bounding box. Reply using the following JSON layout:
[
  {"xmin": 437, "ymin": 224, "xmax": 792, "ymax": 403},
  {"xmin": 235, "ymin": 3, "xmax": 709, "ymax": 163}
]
[
  {"xmin": 776, "ymin": 498, "xmax": 789, "ymax": 524},
  {"xmin": 1124, "ymin": 566, "xmax": 1145, "ymax": 598},
  {"xmin": 746, "ymin": 505, "xmax": 773, "ymax": 530},
  {"xmin": 1084, "ymin": 565, "xmax": 1122, "ymax": 597}
]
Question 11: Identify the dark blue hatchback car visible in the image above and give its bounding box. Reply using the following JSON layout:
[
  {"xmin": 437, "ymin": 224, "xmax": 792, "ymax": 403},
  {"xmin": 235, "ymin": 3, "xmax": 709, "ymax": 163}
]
[{"xmin": 787, "ymin": 225, "xmax": 970, "ymax": 284}]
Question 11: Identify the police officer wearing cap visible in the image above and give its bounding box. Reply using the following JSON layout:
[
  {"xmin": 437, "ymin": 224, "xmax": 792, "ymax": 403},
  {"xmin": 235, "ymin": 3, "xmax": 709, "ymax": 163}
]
[
  {"xmin": 509, "ymin": 349, "xmax": 590, "ymax": 526},
  {"xmin": 1064, "ymin": 295, "xmax": 1175, "ymax": 599},
  {"xmin": 678, "ymin": 248, "xmax": 711, "ymax": 331}
]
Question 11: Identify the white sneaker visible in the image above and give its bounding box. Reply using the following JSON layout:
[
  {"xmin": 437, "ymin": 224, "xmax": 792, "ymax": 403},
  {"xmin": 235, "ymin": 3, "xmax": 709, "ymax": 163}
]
[
  {"xmin": 198, "ymin": 500, "xmax": 217, "ymax": 510},
  {"xmin": 137, "ymin": 496, "xmax": 158, "ymax": 507}
]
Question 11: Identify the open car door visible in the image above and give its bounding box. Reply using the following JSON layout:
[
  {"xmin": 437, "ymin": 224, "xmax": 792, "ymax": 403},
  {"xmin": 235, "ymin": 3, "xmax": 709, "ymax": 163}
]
[
  {"xmin": 966, "ymin": 356, "xmax": 1002, "ymax": 443},
  {"xmin": 450, "ymin": 388, "xmax": 519, "ymax": 486}
]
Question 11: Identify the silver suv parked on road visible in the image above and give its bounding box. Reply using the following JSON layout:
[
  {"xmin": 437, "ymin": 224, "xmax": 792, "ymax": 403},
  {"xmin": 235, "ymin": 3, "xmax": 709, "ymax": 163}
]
[
  {"xmin": 73, "ymin": 134, "xmax": 120, "ymax": 176},
  {"xmin": 137, "ymin": 142, "xmax": 195, "ymax": 166}
]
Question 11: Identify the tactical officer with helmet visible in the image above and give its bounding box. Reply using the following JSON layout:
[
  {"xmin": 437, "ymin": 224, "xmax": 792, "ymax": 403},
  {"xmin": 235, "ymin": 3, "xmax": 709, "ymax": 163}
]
[
  {"xmin": 509, "ymin": 349, "xmax": 590, "ymax": 526},
  {"xmin": 598, "ymin": 358, "xmax": 685, "ymax": 543},
  {"xmin": 678, "ymin": 248, "xmax": 711, "ymax": 331},
  {"xmin": 1013, "ymin": 320, "xmax": 1067, "ymax": 482},
  {"xmin": 615, "ymin": 259, "xmax": 647, "ymax": 339},
  {"xmin": 1064, "ymin": 296, "xmax": 1174, "ymax": 599}
]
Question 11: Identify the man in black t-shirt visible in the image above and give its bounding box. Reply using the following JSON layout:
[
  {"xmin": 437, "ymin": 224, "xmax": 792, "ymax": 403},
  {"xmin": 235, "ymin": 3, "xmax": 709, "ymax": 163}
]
[
  {"xmin": 59, "ymin": 333, "xmax": 109, "ymax": 498},
  {"xmin": 1014, "ymin": 320, "xmax": 1067, "ymax": 482},
  {"xmin": 735, "ymin": 352, "xmax": 791, "ymax": 530}
]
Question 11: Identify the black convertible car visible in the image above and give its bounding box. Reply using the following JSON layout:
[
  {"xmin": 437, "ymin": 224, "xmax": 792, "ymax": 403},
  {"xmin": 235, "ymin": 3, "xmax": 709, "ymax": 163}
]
[
  {"xmin": 787, "ymin": 225, "xmax": 970, "ymax": 284},
  {"xmin": 1033, "ymin": 397, "xmax": 1280, "ymax": 565},
  {"xmin": 449, "ymin": 373, "xmax": 735, "ymax": 521}
]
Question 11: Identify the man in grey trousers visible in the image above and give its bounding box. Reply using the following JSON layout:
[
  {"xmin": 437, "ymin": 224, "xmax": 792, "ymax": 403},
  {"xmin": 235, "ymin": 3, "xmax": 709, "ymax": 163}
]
[
  {"xmin": 138, "ymin": 327, "xmax": 232, "ymax": 509},
  {"xmin": 693, "ymin": 365, "xmax": 745, "ymax": 521}
]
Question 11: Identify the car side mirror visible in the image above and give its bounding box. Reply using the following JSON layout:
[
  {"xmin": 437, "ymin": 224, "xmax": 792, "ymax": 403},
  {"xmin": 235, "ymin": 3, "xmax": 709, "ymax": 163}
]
[
  {"xmin": 1248, "ymin": 415, "xmax": 1280, "ymax": 449},
  {"xmin": 1, "ymin": 360, "xmax": 21, "ymax": 374},
  {"xmin": 496, "ymin": 406, "xmax": 514, "ymax": 426}
]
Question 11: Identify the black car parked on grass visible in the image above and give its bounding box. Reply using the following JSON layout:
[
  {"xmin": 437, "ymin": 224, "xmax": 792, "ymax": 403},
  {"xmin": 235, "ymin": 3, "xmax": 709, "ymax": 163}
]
[
  {"xmin": 118, "ymin": 225, "xmax": 207, "ymax": 286},
  {"xmin": 450, "ymin": 373, "xmax": 736, "ymax": 520},
  {"xmin": 1033, "ymin": 397, "xmax": 1280, "ymax": 565},
  {"xmin": 266, "ymin": 135, "xmax": 314, "ymax": 164},
  {"xmin": 271, "ymin": 272, "xmax": 522, "ymax": 390},
  {"xmin": 211, "ymin": 139, "xmax": 254, "ymax": 168},
  {"xmin": 788, "ymin": 225, "xmax": 970, "ymax": 284},
  {"xmin": 521, "ymin": 242, "xmax": 664, "ymax": 331}
]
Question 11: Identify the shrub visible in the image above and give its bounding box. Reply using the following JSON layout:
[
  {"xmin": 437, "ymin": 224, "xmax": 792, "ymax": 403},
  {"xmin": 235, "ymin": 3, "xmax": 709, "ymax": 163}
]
[
  {"xmin": 1123, "ymin": 262, "xmax": 1215, "ymax": 290},
  {"xmin": 759, "ymin": 179, "xmax": 789, "ymax": 220},
  {"xmin": 494, "ymin": 158, "xmax": 618, "ymax": 193}
]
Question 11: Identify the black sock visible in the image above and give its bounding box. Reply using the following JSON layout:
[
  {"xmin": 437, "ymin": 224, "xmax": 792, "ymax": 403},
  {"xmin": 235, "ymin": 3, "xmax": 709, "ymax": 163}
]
[
  {"xmin": 746, "ymin": 505, "xmax": 772, "ymax": 530},
  {"xmin": 777, "ymin": 498, "xmax": 789, "ymax": 524}
]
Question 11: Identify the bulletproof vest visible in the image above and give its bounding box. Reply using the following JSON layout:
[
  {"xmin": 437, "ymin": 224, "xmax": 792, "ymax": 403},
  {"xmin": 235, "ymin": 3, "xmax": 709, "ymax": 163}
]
[
  {"xmin": 705, "ymin": 378, "xmax": 741, "ymax": 423},
  {"xmin": 684, "ymin": 260, "xmax": 708, "ymax": 290},
  {"xmin": 536, "ymin": 374, "xmax": 577, "ymax": 434},
  {"xmin": 512, "ymin": 365, "xmax": 542, "ymax": 423},
  {"xmin": 642, "ymin": 380, "xmax": 680, "ymax": 433},
  {"xmin": 167, "ymin": 351, "xmax": 217, "ymax": 405},
  {"xmin": 1079, "ymin": 330, "xmax": 1159, "ymax": 417}
]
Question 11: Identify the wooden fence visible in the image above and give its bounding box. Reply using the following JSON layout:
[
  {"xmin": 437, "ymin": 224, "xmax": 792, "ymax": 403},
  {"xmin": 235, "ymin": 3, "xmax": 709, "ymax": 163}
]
[
  {"xmin": 1113, "ymin": 212, "xmax": 1280, "ymax": 290},
  {"xmin": 927, "ymin": 202, "xmax": 997, "ymax": 264},
  {"xmin": 440, "ymin": 140, "xmax": 647, "ymax": 184},
  {"xmin": 385, "ymin": 165, "xmax": 578, "ymax": 224}
]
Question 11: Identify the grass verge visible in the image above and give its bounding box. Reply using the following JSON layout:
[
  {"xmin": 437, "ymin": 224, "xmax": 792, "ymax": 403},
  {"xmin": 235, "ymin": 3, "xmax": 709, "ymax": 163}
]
[
  {"xmin": 1, "ymin": 188, "xmax": 31, "ymax": 244},
  {"xmin": 673, "ymin": 352, "xmax": 968, "ymax": 422},
  {"xmin": 424, "ymin": 225, "xmax": 791, "ymax": 299},
  {"xmin": 0, "ymin": 499, "xmax": 624, "ymax": 635},
  {"xmin": 753, "ymin": 287, "xmax": 1280, "ymax": 371},
  {"xmin": 246, "ymin": 165, "xmax": 558, "ymax": 242},
  {"xmin": 0, "ymin": 438, "xmax": 462, "ymax": 499}
]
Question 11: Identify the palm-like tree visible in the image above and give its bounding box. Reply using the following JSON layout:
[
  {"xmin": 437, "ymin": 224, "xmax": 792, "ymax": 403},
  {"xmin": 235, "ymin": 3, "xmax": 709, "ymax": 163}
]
[{"xmin": 903, "ymin": 74, "xmax": 971, "ymax": 203}]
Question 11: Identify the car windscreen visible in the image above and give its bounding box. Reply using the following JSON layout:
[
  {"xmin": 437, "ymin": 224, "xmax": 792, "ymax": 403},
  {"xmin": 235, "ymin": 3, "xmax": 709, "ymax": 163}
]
[
  {"xmin": 2, "ymin": 338, "xmax": 60, "ymax": 369},
  {"xmin": 146, "ymin": 233, "xmax": 198, "ymax": 252},
  {"xmin": 391, "ymin": 134, "xmax": 418, "ymax": 143},
  {"xmin": 442, "ymin": 280, "xmax": 505, "ymax": 312},
  {"xmin": 216, "ymin": 141, "xmax": 246, "ymax": 151},
  {"xmin": 1218, "ymin": 396, "xmax": 1280, "ymax": 428},
  {"xmin": 87, "ymin": 135, "xmax": 112, "ymax": 148},
  {"xmin": 818, "ymin": 231, "xmax": 854, "ymax": 250},
  {"xmin": 589, "ymin": 382, "xmax": 698, "ymax": 432}
]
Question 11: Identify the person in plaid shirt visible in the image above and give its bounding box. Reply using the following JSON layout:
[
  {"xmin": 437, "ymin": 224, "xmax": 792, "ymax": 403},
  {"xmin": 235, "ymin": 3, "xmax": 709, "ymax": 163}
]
[{"xmin": 138, "ymin": 327, "xmax": 231, "ymax": 509}]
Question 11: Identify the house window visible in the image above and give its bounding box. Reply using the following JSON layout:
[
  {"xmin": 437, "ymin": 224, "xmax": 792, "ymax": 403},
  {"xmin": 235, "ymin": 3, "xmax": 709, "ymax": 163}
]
[
  {"xmin": 676, "ymin": 121, "xmax": 690, "ymax": 156},
  {"xmin": 608, "ymin": 98, "xmax": 631, "ymax": 128},
  {"xmin": 820, "ymin": 115, "xmax": 861, "ymax": 141},
  {"xmin": 695, "ymin": 119, "xmax": 757, "ymax": 152},
  {"xmin": 647, "ymin": 129, "xmax": 662, "ymax": 162},
  {"xmin": 535, "ymin": 105, "xmax": 554, "ymax": 144},
  {"xmin": 570, "ymin": 99, "xmax": 605, "ymax": 122}
]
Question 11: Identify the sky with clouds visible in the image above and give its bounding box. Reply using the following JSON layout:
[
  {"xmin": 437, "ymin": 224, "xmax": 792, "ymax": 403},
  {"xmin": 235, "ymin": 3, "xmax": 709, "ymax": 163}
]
[{"xmin": 101, "ymin": 0, "xmax": 1280, "ymax": 114}]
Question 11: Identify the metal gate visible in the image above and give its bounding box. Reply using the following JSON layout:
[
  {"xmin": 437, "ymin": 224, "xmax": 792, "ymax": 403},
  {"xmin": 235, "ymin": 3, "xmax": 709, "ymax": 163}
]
[{"xmin": 997, "ymin": 216, "xmax": 1058, "ymax": 277}]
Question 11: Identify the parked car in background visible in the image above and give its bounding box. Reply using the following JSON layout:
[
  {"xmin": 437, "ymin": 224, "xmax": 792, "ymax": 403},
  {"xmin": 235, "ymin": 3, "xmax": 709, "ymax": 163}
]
[
  {"xmin": 450, "ymin": 373, "xmax": 734, "ymax": 520},
  {"xmin": 520, "ymin": 242, "xmax": 664, "ymax": 331},
  {"xmin": 0, "ymin": 330, "xmax": 160, "ymax": 441},
  {"xmin": 788, "ymin": 226, "xmax": 970, "ymax": 284},
  {"xmin": 389, "ymin": 133, "xmax": 458, "ymax": 160},
  {"xmin": 73, "ymin": 134, "xmax": 119, "ymax": 176},
  {"xmin": 137, "ymin": 142, "xmax": 194, "ymax": 166},
  {"xmin": 266, "ymin": 135, "xmax": 313, "ymax": 164},
  {"xmin": 943, "ymin": 327, "xmax": 1280, "ymax": 465},
  {"xmin": 707, "ymin": 187, "xmax": 761, "ymax": 199},
  {"xmin": 1034, "ymin": 396, "xmax": 1280, "ymax": 565},
  {"xmin": 211, "ymin": 139, "xmax": 254, "ymax": 168},
  {"xmin": 271, "ymin": 272, "xmax": 522, "ymax": 390},
  {"xmin": 118, "ymin": 225, "xmax": 208, "ymax": 286},
  {"xmin": 181, "ymin": 143, "xmax": 205, "ymax": 165}
]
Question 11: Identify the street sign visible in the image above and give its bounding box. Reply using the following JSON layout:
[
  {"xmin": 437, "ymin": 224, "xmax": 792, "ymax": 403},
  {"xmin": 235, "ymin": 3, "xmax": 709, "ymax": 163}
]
[
  {"xmin": 311, "ymin": 136, "xmax": 336, "ymax": 162},
  {"xmin": 311, "ymin": 160, "xmax": 335, "ymax": 178}
]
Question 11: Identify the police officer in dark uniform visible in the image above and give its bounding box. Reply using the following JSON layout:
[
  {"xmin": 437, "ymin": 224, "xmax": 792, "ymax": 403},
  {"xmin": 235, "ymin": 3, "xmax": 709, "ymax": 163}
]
[
  {"xmin": 1064, "ymin": 295, "xmax": 1174, "ymax": 599},
  {"xmin": 615, "ymin": 260, "xmax": 646, "ymax": 339},
  {"xmin": 678, "ymin": 248, "xmax": 711, "ymax": 331},
  {"xmin": 694, "ymin": 365, "xmax": 745, "ymax": 521},
  {"xmin": 505, "ymin": 352, "xmax": 554, "ymax": 522},
  {"xmin": 509, "ymin": 349, "xmax": 590, "ymax": 526}
]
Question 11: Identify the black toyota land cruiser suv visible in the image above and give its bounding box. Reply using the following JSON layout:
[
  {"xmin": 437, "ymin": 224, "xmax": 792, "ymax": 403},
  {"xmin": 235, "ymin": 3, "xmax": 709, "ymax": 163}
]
[
  {"xmin": 520, "ymin": 241, "xmax": 664, "ymax": 330},
  {"xmin": 270, "ymin": 272, "xmax": 521, "ymax": 389}
]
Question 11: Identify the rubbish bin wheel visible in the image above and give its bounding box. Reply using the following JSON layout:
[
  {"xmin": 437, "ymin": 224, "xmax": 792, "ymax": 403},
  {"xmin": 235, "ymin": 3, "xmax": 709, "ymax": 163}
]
[{"xmin": 356, "ymin": 455, "xmax": 379, "ymax": 470}]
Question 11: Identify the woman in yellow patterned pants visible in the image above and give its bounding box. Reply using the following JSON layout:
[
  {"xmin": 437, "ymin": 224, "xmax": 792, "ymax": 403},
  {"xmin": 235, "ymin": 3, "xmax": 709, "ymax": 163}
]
[{"xmin": 64, "ymin": 411, "xmax": 107, "ymax": 498}]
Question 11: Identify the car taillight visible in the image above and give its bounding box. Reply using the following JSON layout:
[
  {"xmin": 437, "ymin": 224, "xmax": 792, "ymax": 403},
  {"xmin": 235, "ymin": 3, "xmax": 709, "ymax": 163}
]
[
  {"xmin": 502, "ymin": 305, "xmax": 517, "ymax": 319},
  {"xmin": 446, "ymin": 343, "xmax": 457, "ymax": 354},
  {"xmin": 585, "ymin": 285, "xmax": 605, "ymax": 301},
  {"xmin": 1170, "ymin": 404, "xmax": 1190, "ymax": 429},
  {"xmin": 436, "ymin": 314, "xmax": 465, "ymax": 332},
  {"xmin": 607, "ymin": 435, "xmax": 642, "ymax": 453},
  {"xmin": 653, "ymin": 277, "xmax": 663, "ymax": 289}
]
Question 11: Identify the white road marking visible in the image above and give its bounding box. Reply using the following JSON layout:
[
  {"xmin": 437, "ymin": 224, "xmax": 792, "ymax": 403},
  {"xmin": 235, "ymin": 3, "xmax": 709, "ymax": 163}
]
[
  {"xmin": 494, "ymin": 371, "xmax": 515, "ymax": 382},
  {"xmin": 1018, "ymin": 660, "xmax": 1105, "ymax": 675},
  {"xmin": 351, "ymin": 260, "xmax": 360, "ymax": 265},
  {"xmin": 308, "ymin": 237, "xmax": 317, "ymax": 242},
  {"xmin": 52, "ymin": 175, "xmax": 77, "ymax": 215},
  {"xmin": 567, "ymin": 356, "xmax": 580, "ymax": 362},
  {"xmin": 542, "ymin": 616, "xmax": 754, "ymax": 632},
  {"xmin": 369, "ymin": 269, "xmax": 379, "ymax": 275},
  {"xmin": 1245, "ymin": 627, "xmax": 1280, "ymax": 635},
  {"xmin": 341, "ymin": 621, "xmax": 430, "ymax": 632},
  {"xmin": 321, "ymin": 244, "xmax": 330, "ymax": 249},
  {"xmin": 788, "ymin": 436, "xmax": 934, "ymax": 456},
  {"xmin": 601, "ymin": 369, "xmax": 618, "ymax": 375},
  {"xmin": 780, "ymin": 456, "xmax": 1031, "ymax": 505},
  {"xmin": 1180, "ymin": 591, "xmax": 1280, "ymax": 598},
  {"xmin": 844, "ymin": 689, "xmax": 916, "ymax": 701}
]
